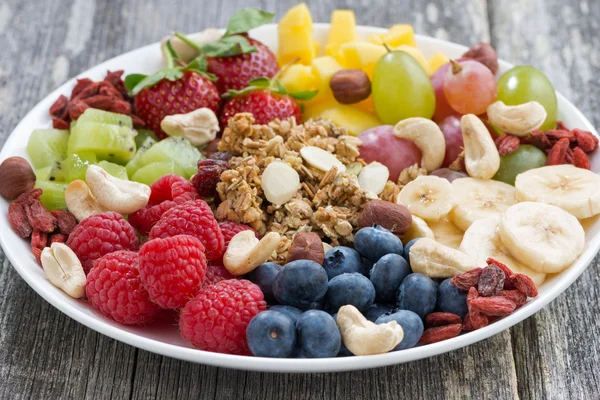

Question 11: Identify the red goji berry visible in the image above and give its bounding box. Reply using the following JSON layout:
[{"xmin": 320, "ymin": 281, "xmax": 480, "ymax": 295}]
[
  {"xmin": 49, "ymin": 95, "xmax": 69, "ymax": 117},
  {"xmin": 546, "ymin": 129, "xmax": 575, "ymax": 141},
  {"xmin": 8, "ymin": 201, "xmax": 32, "ymax": 238},
  {"xmin": 419, "ymin": 324, "xmax": 463, "ymax": 344},
  {"xmin": 451, "ymin": 268, "xmax": 483, "ymax": 291},
  {"xmin": 49, "ymin": 233, "xmax": 68, "ymax": 244},
  {"xmin": 511, "ymin": 274, "xmax": 538, "ymax": 298},
  {"xmin": 52, "ymin": 118, "xmax": 70, "ymax": 130},
  {"xmin": 556, "ymin": 121, "xmax": 569, "ymax": 131},
  {"xmin": 425, "ymin": 312, "xmax": 462, "ymax": 327},
  {"xmin": 496, "ymin": 135, "xmax": 521, "ymax": 156},
  {"xmin": 546, "ymin": 138, "xmax": 570, "ymax": 166},
  {"xmin": 469, "ymin": 296, "xmax": 517, "ymax": 317},
  {"xmin": 498, "ymin": 290, "xmax": 527, "ymax": 308},
  {"xmin": 70, "ymin": 78, "xmax": 94, "ymax": 98},
  {"xmin": 50, "ymin": 210, "xmax": 78, "ymax": 235},
  {"xmin": 572, "ymin": 147, "xmax": 591, "ymax": 170},
  {"xmin": 573, "ymin": 129, "xmax": 599, "ymax": 153},
  {"xmin": 531, "ymin": 130, "xmax": 552, "ymax": 150},
  {"xmin": 462, "ymin": 311, "xmax": 489, "ymax": 331}
]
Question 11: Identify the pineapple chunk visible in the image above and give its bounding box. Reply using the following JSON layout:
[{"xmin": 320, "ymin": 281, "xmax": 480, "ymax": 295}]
[
  {"xmin": 396, "ymin": 45, "xmax": 430, "ymax": 75},
  {"xmin": 353, "ymin": 96, "xmax": 376, "ymax": 115},
  {"xmin": 304, "ymin": 102, "xmax": 381, "ymax": 136},
  {"xmin": 428, "ymin": 51, "xmax": 450, "ymax": 74},
  {"xmin": 338, "ymin": 41, "xmax": 386, "ymax": 78},
  {"xmin": 278, "ymin": 3, "xmax": 317, "ymax": 65},
  {"xmin": 309, "ymin": 56, "xmax": 344, "ymax": 105},
  {"xmin": 367, "ymin": 24, "xmax": 416, "ymax": 48},
  {"xmin": 279, "ymin": 64, "xmax": 317, "ymax": 93},
  {"xmin": 326, "ymin": 10, "xmax": 358, "ymax": 58}
]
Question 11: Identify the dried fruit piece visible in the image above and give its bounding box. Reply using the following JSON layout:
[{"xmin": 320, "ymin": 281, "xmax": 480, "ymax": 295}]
[
  {"xmin": 546, "ymin": 137, "xmax": 570, "ymax": 166},
  {"xmin": 512, "ymin": 273, "xmax": 538, "ymax": 298},
  {"xmin": 498, "ymin": 290, "xmax": 527, "ymax": 308},
  {"xmin": 486, "ymin": 257, "xmax": 515, "ymax": 289},
  {"xmin": 462, "ymin": 42, "xmax": 498, "ymax": 74},
  {"xmin": 574, "ymin": 129, "xmax": 599, "ymax": 153},
  {"xmin": 50, "ymin": 210, "xmax": 78, "ymax": 235},
  {"xmin": 8, "ymin": 202, "xmax": 32, "ymax": 238},
  {"xmin": 31, "ymin": 230, "xmax": 48, "ymax": 252},
  {"xmin": 425, "ymin": 312, "xmax": 462, "ymax": 327},
  {"xmin": 531, "ymin": 130, "xmax": 552, "ymax": 150},
  {"xmin": 469, "ymin": 296, "xmax": 516, "ymax": 317},
  {"xmin": 572, "ymin": 147, "xmax": 591, "ymax": 170},
  {"xmin": 495, "ymin": 134, "xmax": 521, "ymax": 156},
  {"xmin": 545, "ymin": 129, "xmax": 575, "ymax": 141},
  {"xmin": 450, "ymin": 268, "xmax": 483, "ymax": 291},
  {"xmin": 49, "ymin": 233, "xmax": 68, "ymax": 244},
  {"xmin": 419, "ymin": 323, "xmax": 462, "ymax": 344},
  {"xmin": 477, "ymin": 265, "xmax": 505, "ymax": 297},
  {"xmin": 462, "ymin": 311, "xmax": 489, "ymax": 331}
]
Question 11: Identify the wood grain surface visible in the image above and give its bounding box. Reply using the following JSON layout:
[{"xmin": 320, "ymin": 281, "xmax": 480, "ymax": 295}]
[{"xmin": 0, "ymin": 0, "xmax": 597, "ymax": 398}]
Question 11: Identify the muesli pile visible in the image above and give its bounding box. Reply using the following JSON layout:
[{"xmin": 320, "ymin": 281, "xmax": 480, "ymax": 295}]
[{"xmin": 2, "ymin": 5, "xmax": 600, "ymax": 358}]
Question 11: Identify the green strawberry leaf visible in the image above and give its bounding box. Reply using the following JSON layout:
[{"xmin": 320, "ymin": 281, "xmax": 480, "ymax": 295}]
[
  {"xmin": 124, "ymin": 74, "xmax": 147, "ymax": 92},
  {"xmin": 186, "ymin": 54, "xmax": 208, "ymax": 72},
  {"xmin": 165, "ymin": 39, "xmax": 179, "ymax": 61},
  {"xmin": 224, "ymin": 8, "xmax": 275, "ymax": 37},
  {"xmin": 288, "ymin": 90, "xmax": 319, "ymax": 101},
  {"xmin": 200, "ymin": 35, "xmax": 256, "ymax": 57},
  {"xmin": 248, "ymin": 77, "xmax": 271, "ymax": 88},
  {"xmin": 130, "ymin": 68, "xmax": 183, "ymax": 96},
  {"xmin": 273, "ymin": 79, "xmax": 288, "ymax": 95}
]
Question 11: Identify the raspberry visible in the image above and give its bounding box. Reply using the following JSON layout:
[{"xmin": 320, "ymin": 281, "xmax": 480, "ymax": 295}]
[
  {"xmin": 86, "ymin": 251, "xmax": 161, "ymax": 325},
  {"xmin": 129, "ymin": 174, "xmax": 199, "ymax": 236},
  {"xmin": 66, "ymin": 212, "xmax": 138, "ymax": 272},
  {"xmin": 191, "ymin": 159, "xmax": 229, "ymax": 197},
  {"xmin": 218, "ymin": 221, "xmax": 256, "ymax": 248},
  {"xmin": 149, "ymin": 200, "xmax": 224, "ymax": 261},
  {"xmin": 139, "ymin": 235, "xmax": 207, "ymax": 309},
  {"xmin": 204, "ymin": 263, "xmax": 236, "ymax": 287},
  {"xmin": 179, "ymin": 279, "xmax": 266, "ymax": 354}
]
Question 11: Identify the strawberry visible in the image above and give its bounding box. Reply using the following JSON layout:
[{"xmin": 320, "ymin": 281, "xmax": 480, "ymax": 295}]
[
  {"xmin": 175, "ymin": 9, "xmax": 279, "ymax": 94},
  {"xmin": 219, "ymin": 77, "xmax": 316, "ymax": 127},
  {"xmin": 126, "ymin": 46, "xmax": 220, "ymax": 139}
]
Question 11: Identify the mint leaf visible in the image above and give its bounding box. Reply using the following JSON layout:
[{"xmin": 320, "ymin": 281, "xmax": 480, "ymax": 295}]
[
  {"xmin": 124, "ymin": 74, "xmax": 147, "ymax": 92},
  {"xmin": 289, "ymin": 90, "xmax": 319, "ymax": 101},
  {"xmin": 130, "ymin": 68, "xmax": 183, "ymax": 95},
  {"xmin": 200, "ymin": 35, "xmax": 256, "ymax": 57},
  {"xmin": 224, "ymin": 8, "xmax": 275, "ymax": 36}
]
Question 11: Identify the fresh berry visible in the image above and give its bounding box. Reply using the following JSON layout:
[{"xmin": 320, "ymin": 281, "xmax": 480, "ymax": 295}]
[
  {"xmin": 325, "ymin": 273, "xmax": 375, "ymax": 313},
  {"xmin": 149, "ymin": 199, "xmax": 224, "ymax": 261},
  {"xmin": 86, "ymin": 251, "xmax": 160, "ymax": 325},
  {"xmin": 244, "ymin": 262, "xmax": 282, "ymax": 304},
  {"xmin": 220, "ymin": 89, "xmax": 302, "ymax": 127},
  {"xmin": 204, "ymin": 263, "xmax": 235, "ymax": 287},
  {"xmin": 66, "ymin": 212, "xmax": 138, "ymax": 272},
  {"xmin": 134, "ymin": 70, "xmax": 220, "ymax": 139},
  {"xmin": 402, "ymin": 238, "xmax": 420, "ymax": 266},
  {"xmin": 272, "ymin": 260, "xmax": 328, "ymax": 310},
  {"xmin": 437, "ymin": 278, "xmax": 469, "ymax": 318},
  {"xmin": 218, "ymin": 221, "xmax": 256, "ymax": 248},
  {"xmin": 397, "ymin": 273, "xmax": 437, "ymax": 319},
  {"xmin": 354, "ymin": 225, "xmax": 404, "ymax": 262},
  {"xmin": 191, "ymin": 159, "xmax": 229, "ymax": 198},
  {"xmin": 322, "ymin": 246, "xmax": 365, "ymax": 279},
  {"xmin": 296, "ymin": 310, "xmax": 341, "ymax": 358},
  {"xmin": 138, "ymin": 235, "xmax": 207, "ymax": 309},
  {"xmin": 247, "ymin": 310, "xmax": 296, "ymax": 358},
  {"xmin": 268, "ymin": 305, "xmax": 303, "ymax": 324},
  {"xmin": 129, "ymin": 174, "xmax": 199, "ymax": 236},
  {"xmin": 369, "ymin": 254, "xmax": 411, "ymax": 303},
  {"xmin": 179, "ymin": 279, "xmax": 267, "ymax": 355},
  {"xmin": 364, "ymin": 303, "xmax": 394, "ymax": 323},
  {"xmin": 376, "ymin": 310, "xmax": 424, "ymax": 350}
]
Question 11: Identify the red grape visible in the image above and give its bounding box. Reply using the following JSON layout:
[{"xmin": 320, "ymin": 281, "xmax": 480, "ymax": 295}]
[
  {"xmin": 443, "ymin": 60, "xmax": 497, "ymax": 115},
  {"xmin": 431, "ymin": 59, "xmax": 465, "ymax": 123},
  {"xmin": 358, "ymin": 125, "xmax": 422, "ymax": 182},
  {"xmin": 438, "ymin": 115, "xmax": 464, "ymax": 167}
]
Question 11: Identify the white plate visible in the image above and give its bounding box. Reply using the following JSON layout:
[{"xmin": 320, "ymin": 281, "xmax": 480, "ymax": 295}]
[{"xmin": 1, "ymin": 23, "xmax": 599, "ymax": 373}]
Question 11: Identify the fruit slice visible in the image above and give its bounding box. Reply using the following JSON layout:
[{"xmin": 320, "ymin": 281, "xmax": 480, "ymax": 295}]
[
  {"xmin": 303, "ymin": 101, "xmax": 381, "ymax": 136},
  {"xmin": 35, "ymin": 180, "xmax": 68, "ymax": 210},
  {"xmin": 338, "ymin": 42, "xmax": 386, "ymax": 78},
  {"xmin": 68, "ymin": 122, "xmax": 137, "ymax": 164},
  {"xmin": 134, "ymin": 129, "xmax": 159, "ymax": 149},
  {"xmin": 47, "ymin": 161, "xmax": 66, "ymax": 182},
  {"xmin": 397, "ymin": 175, "xmax": 453, "ymax": 222},
  {"xmin": 429, "ymin": 218, "xmax": 464, "ymax": 250},
  {"xmin": 309, "ymin": 56, "xmax": 344, "ymax": 105},
  {"xmin": 126, "ymin": 136, "xmax": 157, "ymax": 177},
  {"xmin": 97, "ymin": 161, "xmax": 128, "ymax": 180},
  {"xmin": 428, "ymin": 52, "xmax": 450, "ymax": 74},
  {"xmin": 63, "ymin": 152, "xmax": 97, "ymax": 182},
  {"xmin": 498, "ymin": 202, "xmax": 585, "ymax": 273},
  {"xmin": 138, "ymin": 137, "xmax": 203, "ymax": 178},
  {"xmin": 367, "ymin": 24, "xmax": 416, "ymax": 48},
  {"xmin": 326, "ymin": 10, "xmax": 358, "ymax": 58},
  {"xmin": 515, "ymin": 164, "xmax": 600, "ymax": 219},
  {"xmin": 27, "ymin": 129, "xmax": 69, "ymax": 169},
  {"xmin": 279, "ymin": 64, "xmax": 317, "ymax": 94},
  {"xmin": 449, "ymin": 177, "xmax": 516, "ymax": 231},
  {"xmin": 459, "ymin": 216, "xmax": 546, "ymax": 285},
  {"xmin": 402, "ymin": 215, "xmax": 435, "ymax": 245},
  {"xmin": 131, "ymin": 161, "xmax": 185, "ymax": 185},
  {"xmin": 277, "ymin": 3, "xmax": 316, "ymax": 65},
  {"xmin": 77, "ymin": 108, "xmax": 133, "ymax": 128},
  {"xmin": 35, "ymin": 166, "xmax": 52, "ymax": 181}
]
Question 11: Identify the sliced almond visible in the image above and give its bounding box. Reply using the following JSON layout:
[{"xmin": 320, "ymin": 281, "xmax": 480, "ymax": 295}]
[
  {"xmin": 261, "ymin": 161, "xmax": 300, "ymax": 205},
  {"xmin": 357, "ymin": 162, "xmax": 389, "ymax": 195},
  {"xmin": 300, "ymin": 146, "xmax": 346, "ymax": 173}
]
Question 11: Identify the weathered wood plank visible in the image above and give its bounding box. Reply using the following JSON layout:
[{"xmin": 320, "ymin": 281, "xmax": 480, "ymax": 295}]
[{"xmin": 490, "ymin": 0, "xmax": 600, "ymax": 399}]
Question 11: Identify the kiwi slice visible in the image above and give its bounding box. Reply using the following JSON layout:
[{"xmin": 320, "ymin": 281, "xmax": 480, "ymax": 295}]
[
  {"xmin": 68, "ymin": 122, "xmax": 136, "ymax": 165},
  {"xmin": 138, "ymin": 137, "xmax": 204, "ymax": 178},
  {"xmin": 63, "ymin": 152, "xmax": 97, "ymax": 182},
  {"xmin": 35, "ymin": 180, "xmax": 67, "ymax": 210},
  {"xmin": 131, "ymin": 161, "xmax": 185, "ymax": 185},
  {"xmin": 126, "ymin": 136, "xmax": 157, "ymax": 177},
  {"xmin": 98, "ymin": 160, "xmax": 128, "ymax": 180},
  {"xmin": 134, "ymin": 129, "xmax": 159, "ymax": 149},
  {"xmin": 77, "ymin": 108, "xmax": 133, "ymax": 128},
  {"xmin": 27, "ymin": 129, "xmax": 69, "ymax": 169}
]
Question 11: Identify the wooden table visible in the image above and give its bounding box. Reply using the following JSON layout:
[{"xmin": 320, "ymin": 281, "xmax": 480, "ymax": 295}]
[{"xmin": 1, "ymin": 0, "xmax": 599, "ymax": 398}]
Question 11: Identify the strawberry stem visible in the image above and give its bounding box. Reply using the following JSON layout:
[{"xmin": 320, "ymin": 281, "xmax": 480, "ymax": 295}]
[
  {"xmin": 175, "ymin": 32, "xmax": 203, "ymax": 52},
  {"xmin": 162, "ymin": 41, "xmax": 176, "ymax": 69}
]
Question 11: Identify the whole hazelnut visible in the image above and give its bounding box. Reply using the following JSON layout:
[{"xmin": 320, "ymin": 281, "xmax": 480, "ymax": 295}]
[
  {"xmin": 287, "ymin": 232, "xmax": 325, "ymax": 264},
  {"xmin": 462, "ymin": 42, "xmax": 499, "ymax": 74},
  {"xmin": 329, "ymin": 69, "xmax": 371, "ymax": 104},
  {"xmin": 0, "ymin": 157, "xmax": 36, "ymax": 200},
  {"xmin": 358, "ymin": 200, "xmax": 412, "ymax": 236}
]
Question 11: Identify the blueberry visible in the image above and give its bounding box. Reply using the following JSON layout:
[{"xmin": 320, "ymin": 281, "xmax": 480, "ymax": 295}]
[
  {"xmin": 273, "ymin": 260, "xmax": 328, "ymax": 309},
  {"xmin": 364, "ymin": 303, "xmax": 395, "ymax": 322},
  {"xmin": 376, "ymin": 310, "xmax": 424, "ymax": 350},
  {"xmin": 397, "ymin": 273, "xmax": 437, "ymax": 319},
  {"xmin": 325, "ymin": 273, "xmax": 375, "ymax": 313},
  {"xmin": 362, "ymin": 258, "xmax": 374, "ymax": 277},
  {"xmin": 247, "ymin": 311, "xmax": 296, "ymax": 358},
  {"xmin": 244, "ymin": 262, "xmax": 282, "ymax": 304},
  {"xmin": 354, "ymin": 225, "xmax": 403, "ymax": 262},
  {"xmin": 296, "ymin": 310, "xmax": 341, "ymax": 358},
  {"xmin": 370, "ymin": 254, "xmax": 411, "ymax": 303},
  {"xmin": 402, "ymin": 238, "xmax": 420, "ymax": 266},
  {"xmin": 268, "ymin": 305, "xmax": 303, "ymax": 324},
  {"xmin": 322, "ymin": 246, "xmax": 365, "ymax": 279},
  {"xmin": 436, "ymin": 278, "xmax": 468, "ymax": 318}
]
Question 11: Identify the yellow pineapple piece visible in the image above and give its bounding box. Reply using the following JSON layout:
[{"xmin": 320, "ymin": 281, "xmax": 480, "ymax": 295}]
[
  {"xmin": 338, "ymin": 41, "xmax": 386, "ymax": 78},
  {"xmin": 304, "ymin": 101, "xmax": 381, "ymax": 136},
  {"xmin": 308, "ymin": 56, "xmax": 344, "ymax": 105},
  {"xmin": 326, "ymin": 10, "xmax": 358, "ymax": 56},
  {"xmin": 396, "ymin": 45, "xmax": 430, "ymax": 75},
  {"xmin": 278, "ymin": 3, "xmax": 317, "ymax": 65},
  {"xmin": 278, "ymin": 64, "xmax": 317, "ymax": 93},
  {"xmin": 353, "ymin": 96, "xmax": 376, "ymax": 115},
  {"xmin": 428, "ymin": 51, "xmax": 450, "ymax": 74},
  {"xmin": 367, "ymin": 24, "xmax": 416, "ymax": 48}
]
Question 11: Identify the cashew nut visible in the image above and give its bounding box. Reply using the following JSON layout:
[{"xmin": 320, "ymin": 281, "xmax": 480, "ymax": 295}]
[
  {"xmin": 223, "ymin": 231, "xmax": 282, "ymax": 275},
  {"xmin": 86, "ymin": 165, "xmax": 150, "ymax": 215},
  {"xmin": 336, "ymin": 305, "xmax": 404, "ymax": 356},
  {"xmin": 393, "ymin": 118, "xmax": 446, "ymax": 172},
  {"xmin": 401, "ymin": 215, "xmax": 435, "ymax": 245},
  {"xmin": 65, "ymin": 180, "xmax": 107, "ymax": 221},
  {"xmin": 41, "ymin": 243, "xmax": 86, "ymax": 298},
  {"xmin": 160, "ymin": 108, "xmax": 220, "ymax": 147},
  {"xmin": 486, "ymin": 100, "xmax": 547, "ymax": 136},
  {"xmin": 161, "ymin": 28, "xmax": 222, "ymax": 64},
  {"xmin": 409, "ymin": 238, "xmax": 479, "ymax": 278},
  {"xmin": 461, "ymin": 114, "xmax": 500, "ymax": 179}
]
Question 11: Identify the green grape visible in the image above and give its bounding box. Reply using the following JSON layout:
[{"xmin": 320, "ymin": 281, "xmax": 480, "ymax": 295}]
[
  {"xmin": 497, "ymin": 66, "xmax": 557, "ymax": 131},
  {"xmin": 493, "ymin": 145, "xmax": 547, "ymax": 185},
  {"xmin": 372, "ymin": 50, "xmax": 435, "ymax": 124}
]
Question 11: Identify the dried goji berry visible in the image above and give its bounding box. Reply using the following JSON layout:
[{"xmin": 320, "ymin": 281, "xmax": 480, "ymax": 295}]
[
  {"xmin": 24, "ymin": 200, "xmax": 57, "ymax": 233},
  {"xmin": 72, "ymin": 82, "xmax": 101, "ymax": 101},
  {"xmin": 556, "ymin": 121, "xmax": 569, "ymax": 131},
  {"xmin": 49, "ymin": 95, "xmax": 69, "ymax": 117},
  {"xmin": 49, "ymin": 233, "xmax": 68, "ymax": 244},
  {"xmin": 108, "ymin": 100, "xmax": 131, "ymax": 115},
  {"xmin": 68, "ymin": 100, "xmax": 90, "ymax": 120},
  {"xmin": 469, "ymin": 296, "xmax": 517, "ymax": 317},
  {"xmin": 425, "ymin": 312, "xmax": 462, "ymax": 327},
  {"xmin": 103, "ymin": 70, "xmax": 128, "ymax": 98},
  {"xmin": 466, "ymin": 286, "xmax": 479, "ymax": 315},
  {"xmin": 573, "ymin": 129, "xmax": 599, "ymax": 153},
  {"xmin": 419, "ymin": 324, "xmax": 463, "ymax": 344},
  {"xmin": 511, "ymin": 274, "xmax": 538, "ymax": 298},
  {"xmin": 52, "ymin": 118, "xmax": 70, "ymax": 130},
  {"xmin": 486, "ymin": 258, "xmax": 515, "ymax": 289},
  {"xmin": 131, "ymin": 114, "xmax": 146, "ymax": 128},
  {"xmin": 50, "ymin": 210, "xmax": 78, "ymax": 235},
  {"xmin": 573, "ymin": 147, "xmax": 591, "ymax": 170},
  {"xmin": 565, "ymin": 147, "xmax": 574, "ymax": 164},
  {"xmin": 531, "ymin": 130, "xmax": 552, "ymax": 150},
  {"xmin": 70, "ymin": 78, "xmax": 94, "ymax": 98},
  {"xmin": 546, "ymin": 129, "xmax": 575, "ymax": 141},
  {"xmin": 546, "ymin": 138, "xmax": 570, "ymax": 165},
  {"xmin": 498, "ymin": 290, "xmax": 527, "ymax": 308},
  {"xmin": 477, "ymin": 265, "xmax": 505, "ymax": 296},
  {"xmin": 31, "ymin": 230, "xmax": 47, "ymax": 253},
  {"xmin": 496, "ymin": 135, "xmax": 520, "ymax": 156},
  {"xmin": 83, "ymin": 95, "xmax": 116, "ymax": 110},
  {"xmin": 462, "ymin": 311, "xmax": 489, "ymax": 331},
  {"xmin": 32, "ymin": 247, "xmax": 43, "ymax": 264},
  {"xmin": 8, "ymin": 202, "xmax": 32, "ymax": 238},
  {"xmin": 451, "ymin": 268, "xmax": 483, "ymax": 291}
]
